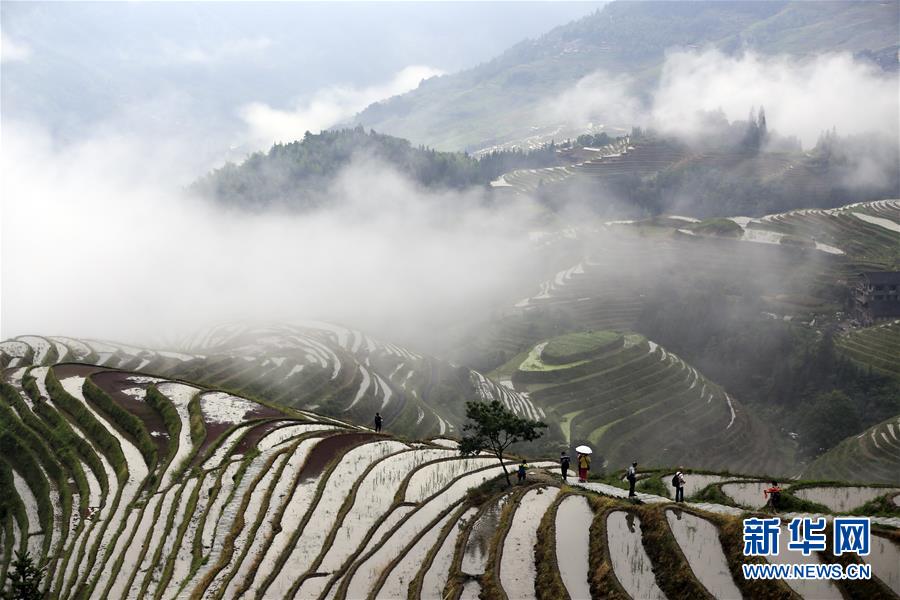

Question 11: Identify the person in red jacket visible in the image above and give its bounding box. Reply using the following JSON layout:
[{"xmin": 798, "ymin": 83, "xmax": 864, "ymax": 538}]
[{"xmin": 764, "ymin": 481, "xmax": 782, "ymax": 509}]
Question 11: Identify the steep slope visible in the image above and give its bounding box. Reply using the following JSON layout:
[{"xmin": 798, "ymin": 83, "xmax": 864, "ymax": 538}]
[
  {"xmin": 496, "ymin": 331, "xmax": 794, "ymax": 475},
  {"xmin": 352, "ymin": 1, "xmax": 899, "ymax": 150},
  {"xmin": 835, "ymin": 320, "xmax": 900, "ymax": 379},
  {"xmin": 1, "ymin": 360, "xmax": 897, "ymax": 599},
  {"xmin": 804, "ymin": 413, "xmax": 900, "ymax": 485},
  {"xmin": 0, "ymin": 324, "xmax": 543, "ymax": 444}
]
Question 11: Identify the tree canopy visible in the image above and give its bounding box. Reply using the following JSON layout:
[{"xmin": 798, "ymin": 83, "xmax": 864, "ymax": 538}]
[
  {"xmin": 192, "ymin": 127, "xmax": 559, "ymax": 211},
  {"xmin": 459, "ymin": 399, "xmax": 547, "ymax": 485},
  {"xmin": 3, "ymin": 551, "xmax": 44, "ymax": 600}
]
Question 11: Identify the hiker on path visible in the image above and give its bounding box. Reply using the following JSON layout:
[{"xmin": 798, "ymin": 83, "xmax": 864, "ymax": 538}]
[
  {"xmin": 577, "ymin": 453, "xmax": 590, "ymax": 482},
  {"xmin": 673, "ymin": 469, "xmax": 686, "ymax": 503},
  {"xmin": 517, "ymin": 460, "xmax": 529, "ymax": 483},
  {"xmin": 764, "ymin": 481, "xmax": 782, "ymax": 510},
  {"xmin": 374, "ymin": 412, "xmax": 383, "ymax": 432},
  {"xmin": 560, "ymin": 451, "xmax": 571, "ymax": 481},
  {"xmin": 626, "ymin": 462, "xmax": 638, "ymax": 497}
]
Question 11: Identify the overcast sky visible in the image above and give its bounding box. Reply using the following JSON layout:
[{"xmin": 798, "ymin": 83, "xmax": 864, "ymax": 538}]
[{"xmin": 2, "ymin": 2, "xmax": 602, "ymax": 172}]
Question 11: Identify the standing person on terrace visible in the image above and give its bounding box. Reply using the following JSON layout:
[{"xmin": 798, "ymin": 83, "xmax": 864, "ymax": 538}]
[
  {"xmin": 517, "ymin": 459, "xmax": 529, "ymax": 483},
  {"xmin": 577, "ymin": 452, "xmax": 590, "ymax": 482},
  {"xmin": 626, "ymin": 462, "xmax": 638, "ymax": 497},
  {"xmin": 560, "ymin": 451, "xmax": 571, "ymax": 481},
  {"xmin": 673, "ymin": 469, "xmax": 686, "ymax": 503},
  {"xmin": 764, "ymin": 481, "xmax": 782, "ymax": 510},
  {"xmin": 374, "ymin": 411, "xmax": 383, "ymax": 432}
]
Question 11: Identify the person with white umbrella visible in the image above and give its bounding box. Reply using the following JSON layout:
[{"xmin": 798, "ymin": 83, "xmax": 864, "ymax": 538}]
[{"xmin": 576, "ymin": 445, "xmax": 592, "ymax": 482}]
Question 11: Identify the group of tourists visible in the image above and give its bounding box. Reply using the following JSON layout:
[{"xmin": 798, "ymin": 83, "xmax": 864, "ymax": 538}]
[
  {"xmin": 372, "ymin": 412, "xmax": 752, "ymax": 508},
  {"xmin": 558, "ymin": 449, "xmax": 593, "ymax": 483},
  {"xmin": 557, "ymin": 452, "xmax": 696, "ymax": 503}
]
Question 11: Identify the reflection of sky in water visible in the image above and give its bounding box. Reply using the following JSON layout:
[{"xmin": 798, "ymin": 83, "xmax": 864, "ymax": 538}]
[
  {"xmin": 865, "ymin": 535, "xmax": 900, "ymax": 596},
  {"xmin": 794, "ymin": 486, "xmax": 899, "ymax": 512},
  {"xmin": 664, "ymin": 474, "xmax": 735, "ymax": 499},
  {"xmin": 765, "ymin": 524, "xmax": 841, "ymax": 599},
  {"xmin": 666, "ymin": 509, "xmax": 741, "ymax": 599},
  {"xmin": 556, "ymin": 496, "xmax": 592, "ymax": 600},
  {"xmin": 462, "ymin": 496, "xmax": 509, "ymax": 574},
  {"xmin": 606, "ymin": 511, "xmax": 666, "ymax": 600},
  {"xmin": 721, "ymin": 482, "xmax": 770, "ymax": 508}
]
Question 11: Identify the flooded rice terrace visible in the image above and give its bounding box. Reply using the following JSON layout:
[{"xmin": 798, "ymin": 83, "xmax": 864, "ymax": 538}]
[
  {"xmin": 499, "ymin": 487, "xmax": 558, "ymax": 600},
  {"xmin": 665, "ymin": 508, "xmax": 741, "ymax": 599},
  {"xmin": 462, "ymin": 493, "xmax": 512, "ymax": 574},
  {"xmin": 720, "ymin": 482, "xmax": 770, "ymax": 509},
  {"xmin": 421, "ymin": 507, "xmax": 478, "ymax": 599},
  {"xmin": 606, "ymin": 511, "xmax": 666, "ymax": 600},
  {"xmin": 555, "ymin": 495, "xmax": 592, "ymax": 600},
  {"xmin": 664, "ymin": 473, "xmax": 736, "ymax": 499},
  {"xmin": 867, "ymin": 534, "xmax": 900, "ymax": 595},
  {"xmin": 765, "ymin": 524, "xmax": 842, "ymax": 599},
  {"xmin": 792, "ymin": 486, "xmax": 899, "ymax": 512},
  {"xmin": 460, "ymin": 580, "xmax": 481, "ymax": 599}
]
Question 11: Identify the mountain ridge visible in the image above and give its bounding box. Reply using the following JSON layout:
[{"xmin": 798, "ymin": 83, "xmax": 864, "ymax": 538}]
[{"xmin": 351, "ymin": 0, "xmax": 900, "ymax": 151}]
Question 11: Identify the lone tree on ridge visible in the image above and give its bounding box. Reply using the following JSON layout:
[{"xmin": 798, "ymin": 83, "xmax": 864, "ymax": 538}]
[{"xmin": 459, "ymin": 399, "xmax": 547, "ymax": 486}]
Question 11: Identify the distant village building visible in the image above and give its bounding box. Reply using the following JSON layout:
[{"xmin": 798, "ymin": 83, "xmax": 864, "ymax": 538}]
[{"xmin": 852, "ymin": 271, "xmax": 900, "ymax": 324}]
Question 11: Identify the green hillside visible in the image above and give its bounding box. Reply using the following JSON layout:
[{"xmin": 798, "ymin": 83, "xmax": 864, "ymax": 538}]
[
  {"xmin": 495, "ymin": 331, "xmax": 794, "ymax": 475},
  {"xmin": 804, "ymin": 413, "xmax": 900, "ymax": 485},
  {"xmin": 448, "ymin": 200, "xmax": 900, "ymax": 466},
  {"xmin": 836, "ymin": 320, "xmax": 900, "ymax": 379},
  {"xmin": 352, "ymin": 1, "xmax": 899, "ymax": 150},
  {"xmin": 192, "ymin": 127, "xmax": 560, "ymax": 210}
]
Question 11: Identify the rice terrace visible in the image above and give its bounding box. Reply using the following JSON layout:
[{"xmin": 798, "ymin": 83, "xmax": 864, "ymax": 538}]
[{"xmin": 3, "ymin": 1, "xmax": 900, "ymax": 599}]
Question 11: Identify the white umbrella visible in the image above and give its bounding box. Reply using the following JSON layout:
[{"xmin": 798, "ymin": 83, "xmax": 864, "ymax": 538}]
[{"xmin": 575, "ymin": 445, "xmax": 592, "ymax": 454}]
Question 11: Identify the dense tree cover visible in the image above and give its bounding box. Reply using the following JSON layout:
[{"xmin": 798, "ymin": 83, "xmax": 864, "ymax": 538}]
[
  {"xmin": 540, "ymin": 126, "xmax": 899, "ymax": 219},
  {"xmin": 193, "ymin": 127, "xmax": 559, "ymax": 211},
  {"xmin": 636, "ymin": 287, "xmax": 900, "ymax": 459}
]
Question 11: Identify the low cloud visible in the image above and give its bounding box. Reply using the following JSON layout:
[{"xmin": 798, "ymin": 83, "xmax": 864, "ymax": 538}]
[
  {"xmin": 545, "ymin": 48, "xmax": 899, "ymax": 149},
  {"xmin": 239, "ymin": 65, "xmax": 444, "ymax": 148},
  {"xmin": 544, "ymin": 70, "xmax": 642, "ymax": 133},
  {"xmin": 0, "ymin": 118, "xmax": 536, "ymax": 347},
  {"xmin": 1, "ymin": 31, "xmax": 31, "ymax": 62},
  {"xmin": 160, "ymin": 36, "xmax": 273, "ymax": 65},
  {"xmin": 651, "ymin": 49, "xmax": 899, "ymax": 147}
]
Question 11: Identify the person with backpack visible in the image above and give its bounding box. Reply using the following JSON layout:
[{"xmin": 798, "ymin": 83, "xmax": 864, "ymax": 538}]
[
  {"xmin": 764, "ymin": 481, "xmax": 782, "ymax": 510},
  {"xmin": 672, "ymin": 470, "xmax": 686, "ymax": 502},
  {"xmin": 626, "ymin": 462, "xmax": 638, "ymax": 497},
  {"xmin": 517, "ymin": 460, "xmax": 529, "ymax": 483},
  {"xmin": 577, "ymin": 453, "xmax": 590, "ymax": 482},
  {"xmin": 560, "ymin": 451, "xmax": 571, "ymax": 480},
  {"xmin": 374, "ymin": 412, "xmax": 383, "ymax": 432}
]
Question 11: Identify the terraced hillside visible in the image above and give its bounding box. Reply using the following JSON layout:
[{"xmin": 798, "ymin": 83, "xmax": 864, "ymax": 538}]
[
  {"xmin": 494, "ymin": 137, "xmax": 633, "ymax": 193},
  {"xmin": 455, "ymin": 199, "xmax": 899, "ymax": 373},
  {"xmin": 1, "ymin": 358, "xmax": 898, "ymax": 599},
  {"xmin": 0, "ymin": 326, "xmax": 543, "ymax": 443},
  {"xmin": 749, "ymin": 199, "xmax": 900, "ymax": 271},
  {"xmin": 835, "ymin": 320, "xmax": 900, "ymax": 379},
  {"xmin": 458, "ymin": 216, "xmax": 846, "ymax": 372},
  {"xmin": 804, "ymin": 413, "xmax": 900, "ymax": 485},
  {"xmin": 494, "ymin": 331, "xmax": 792, "ymax": 475},
  {"xmin": 493, "ymin": 138, "xmax": 690, "ymax": 195}
]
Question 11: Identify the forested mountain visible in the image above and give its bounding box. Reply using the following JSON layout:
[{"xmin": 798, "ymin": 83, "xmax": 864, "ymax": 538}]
[
  {"xmin": 191, "ymin": 127, "xmax": 558, "ymax": 210},
  {"xmin": 351, "ymin": 1, "xmax": 899, "ymax": 150}
]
